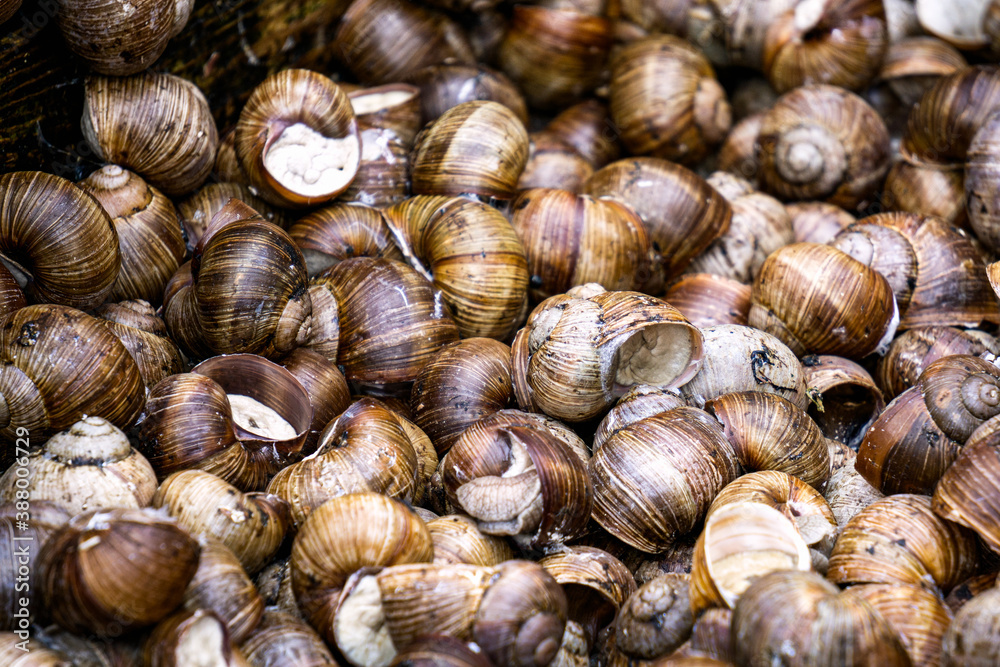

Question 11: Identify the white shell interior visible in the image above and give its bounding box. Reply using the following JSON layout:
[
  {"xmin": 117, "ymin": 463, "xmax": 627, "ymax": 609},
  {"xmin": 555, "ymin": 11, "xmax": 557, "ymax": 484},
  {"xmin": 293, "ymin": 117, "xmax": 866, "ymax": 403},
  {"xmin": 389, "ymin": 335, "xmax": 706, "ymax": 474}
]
[
  {"xmin": 264, "ymin": 123, "xmax": 360, "ymax": 197},
  {"xmin": 228, "ymin": 394, "xmax": 297, "ymax": 440}
]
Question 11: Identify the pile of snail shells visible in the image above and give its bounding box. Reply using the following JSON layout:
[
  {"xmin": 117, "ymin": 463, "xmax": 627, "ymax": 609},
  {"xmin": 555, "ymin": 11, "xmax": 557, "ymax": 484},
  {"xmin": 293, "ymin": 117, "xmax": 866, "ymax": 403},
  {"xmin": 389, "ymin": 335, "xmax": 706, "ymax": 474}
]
[{"xmin": 6, "ymin": 0, "xmax": 1000, "ymax": 664}]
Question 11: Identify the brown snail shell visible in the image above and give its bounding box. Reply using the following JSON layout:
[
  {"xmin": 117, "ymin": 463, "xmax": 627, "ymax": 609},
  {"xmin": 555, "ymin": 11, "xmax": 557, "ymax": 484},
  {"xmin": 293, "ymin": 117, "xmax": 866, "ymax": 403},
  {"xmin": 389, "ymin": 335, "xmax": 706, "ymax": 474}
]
[
  {"xmin": 842, "ymin": 583, "xmax": 952, "ymax": 667},
  {"xmin": 349, "ymin": 83, "xmax": 423, "ymax": 148},
  {"xmin": 884, "ymin": 159, "xmax": 968, "ymax": 226},
  {"xmin": 517, "ymin": 132, "xmax": 595, "ymax": 193},
  {"xmin": 0, "ymin": 304, "xmax": 145, "ymax": 441},
  {"xmin": 177, "ymin": 182, "xmax": 290, "ymax": 253},
  {"xmin": 592, "ymin": 385, "xmax": 687, "ymax": 453},
  {"xmin": 545, "ymin": 98, "xmax": 622, "ymax": 170},
  {"xmin": 879, "ymin": 36, "xmax": 968, "ymax": 107},
  {"xmin": 143, "ymin": 608, "xmax": 242, "ymax": 667},
  {"xmin": 37, "ymin": 507, "xmax": 201, "ymax": 636},
  {"xmin": 290, "ymin": 492, "xmax": 433, "ymax": 649},
  {"xmin": 0, "ymin": 416, "xmax": 156, "ymax": 515},
  {"xmin": 83, "ymin": 72, "xmax": 218, "ymax": 197},
  {"xmin": 538, "ymin": 546, "xmax": 638, "ymax": 648},
  {"xmin": 383, "ymin": 195, "xmax": 530, "ymax": 340},
  {"xmin": 786, "ymin": 201, "xmax": 857, "ymax": 245},
  {"xmin": 731, "ymin": 570, "xmax": 911, "ymax": 667},
  {"xmin": 706, "ymin": 391, "xmax": 831, "ymax": 490},
  {"xmin": 717, "ymin": 112, "xmax": 765, "ymax": 185},
  {"xmin": 941, "ymin": 585, "xmax": 1000, "ymax": 667},
  {"xmin": 590, "ymin": 407, "xmax": 740, "ymax": 553},
  {"xmin": 801, "ymin": 354, "xmax": 885, "ymax": 448},
  {"xmin": 288, "ymin": 202, "xmax": 404, "ymax": 278},
  {"xmin": 749, "ymin": 242, "xmax": 898, "ymax": 359},
  {"xmin": 510, "ymin": 188, "xmax": 657, "ymax": 300},
  {"xmin": 0, "ymin": 503, "xmax": 70, "ymax": 632},
  {"xmin": 407, "ymin": 63, "xmax": 528, "ymax": 128},
  {"xmin": 583, "ymin": 158, "xmax": 732, "ymax": 282},
  {"xmin": 0, "ymin": 171, "xmax": 120, "ymax": 310},
  {"xmin": 335, "ymin": 0, "xmax": 475, "ymax": 85},
  {"xmin": 152, "ymin": 469, "xmax": 290, "ymax": 576},
  {"xmin": 279, "ymin": 347, "xmax": 352, "ymax": 454},
  {"xmin": 410, "ymin": 101, "xmax": 530, "ymax": 201},
  {"xmin": 0, "ymin": 0, "xmax": 22, "ymax": 24},
  {"xmin": 679, "ymin": 324, "xmax": 808, "ymax": 411},
  {"xmin": 857, "ymin": 354, "xmax": 1000, "ymax": 495},
  {"xmin": 609, "ymin": 35, "xmax": 731, "ymax": 166},
  {"xmin": 266, "ymin": 397, "xmax": 427, "ymax": 527},
  {"xmin": 441, "ymin": 413, "xmax": 592, "ymax": 549},
  {"xmin": 966, "ymin": 109, "xmax": 1000, "ymax": 254},
  {"xmin": 944, "ymin": 572, "xmax": 999, "ymax": 615},
  {"xmin": 933, "ymin": 413, "xmax": 1000, "ymax": 555},
  {"xmin": 426, "ymin": 514, "xmax": 515, "ymax": 567},
  {"xmin": 828, "ymin": 493, "xmax": 980, "ymax": 593},
  {"xmin": 77, "ymin": 165, "xmax": 184, "ymax": 305},
  {"xmin": 388, "ymin": 635, "xmax": 494, "ymax": 667},
  {"xmin": 238, "ymin": 608, "xmax": 338, "ymax": 665},
  {"xmin": 410, "ymin": 337, "xmax": 514, "ymax": 456},
  {"xmin": 235, "ymin": 69, "xmax": 361, "ymax": 209},
  {"xmin": 94, "ymin": 300, "xmax": 184, "ymax": 389},
  {"xmin": 615, "ymin": 573, "xmax": 694, "ymax": 660},
  {"xmin": 497, "ymin": 4, "xmax": 613, "ymax": 110},
  {"xmin": 182, "ymin": 536, "xmax": 263, "ymax": 644},
  {"xmin": 512, "ymin": 285, "xmax": 703, "ymax": 422},
  {"xmin": 761, "ymin": 0, "xmax": 889, "ymax": 94},
  {"xmin": 314, "ymin": 256, "xmax": 460, "ymax": 394},
  {"xmin": 756, "ymin": 84, "xmax": 890, "ymax": 210},
  {"xmin": 689, "ymin": 502, "xmax": 811, "ymax": 617}
]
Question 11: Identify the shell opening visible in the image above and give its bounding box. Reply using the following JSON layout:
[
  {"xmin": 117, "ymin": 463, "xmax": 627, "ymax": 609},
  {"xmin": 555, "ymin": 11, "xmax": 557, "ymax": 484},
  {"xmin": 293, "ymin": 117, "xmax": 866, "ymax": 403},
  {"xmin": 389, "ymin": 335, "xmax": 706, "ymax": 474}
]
[
  {"xmin": 334, "ymin": 573, "xmax": 397, "ymax": 667},
  {"xmin": 263, "ymin": 123, "xmax": 360, "ymax": 198},
  {"xmin": 228, "ymin": 394, "xmax": 297, "ymax": 440},
  {"xmin": 174, "ymin": 614, "xmax": 230, "ymax": 667},
  {"xmin": 611, "ymin": 323, "xmax": 699, "ymax": 390}
]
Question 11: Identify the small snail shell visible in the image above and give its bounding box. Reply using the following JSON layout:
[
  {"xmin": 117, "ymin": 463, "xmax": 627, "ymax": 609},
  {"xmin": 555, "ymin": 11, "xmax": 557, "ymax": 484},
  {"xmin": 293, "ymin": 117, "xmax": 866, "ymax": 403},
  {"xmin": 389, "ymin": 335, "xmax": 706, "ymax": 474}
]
[
  {"xmin": 177, "ymin": 182, "xmax": 290, "ymax": 252},
  {"xmin": 83, "ymin": 72, "xmax": 218, "ymax": 197},
  {"xmin": 94, "ymin": 300, "xmax": 183, "ymax": 389},
  {"xmin": 941, "ymin": 586, "xmax": 1000, "ymax": 666},
  {"xmin": 410, "ymin": 100, "xmax": 530, "ymax": 201},
  {"xmin": 0, "ymin": 171, "xmax": 120, "ymax": 309},
  {"xmin": 517, "ymin": 132, "xmax": 594, "ymax": 193},
  {"xmin": 786, "ymin": 201, "xmax": 856, "ymax": 245},
  {"xmin": 182, "ymin": 537, "xmax": 263, "ymax": 644},
  {"xmin": 348, "ymin": 83, "xmax": 423, "ymax": 147},
  {"xmin": 235, "ymin": 69, "xmax": 361, "ymax": 209},
  {"xmin": 37, "ymin": 508, "xmax": 201, "ymax": 635},
  {"xmin": 0, "ymin": 416, "xmax": 156, "ymax": 515},
  {"xmin": 878, "ymin": 36, "xmax": 968, "ymax": 107},
  {"xmin": 666, "ymin": 274, "xmax": 751, "ymax": 329},
  {"xmin": 801, "ymin": 354, "xmax": 884, "ymax": 448},
  {"xmin": 77, "ymin": 165, "xmax": 185, "ymax": 305},
  {"xmin": 545, "ymin": 99, "xmax": 622, "ymax": 170},
  {"xmin": 426, "ymin": 514, "xmax": 515, "ymax": 567},
  {"xmin": 615, "ymin": 573, "xmax": 694, "ymax": 660},
  {"xmin": 383, "ymin": 195, "xmax": 530, "ymax": 340},
  {"xmin": 749, "ymin": 243, "xmax": 898, "ymax": 359},
  {"xmin": 512, "ymin": 286, "xmax": 703, "ymax": 422},
  {"xmin": 288, "ymin": 202, "xmax": 405, "ymax": 278},
  {"xmin": 497, "ymin": 4, "xmax": 614, "ymax": 110},
  {"xmin": 0, "ymin": 304, "xmax": 145, "ymax": 441},
  {"xmin": 609, "ymin": 35, "xmax": 731, "ymax": 166},
  {"xmin": 583, "ymin": 158, "xmax": 732, "ymax": 282},
  {"xmin": 756, "ymin": 84, "xmax": 890, "ymax": 210}
]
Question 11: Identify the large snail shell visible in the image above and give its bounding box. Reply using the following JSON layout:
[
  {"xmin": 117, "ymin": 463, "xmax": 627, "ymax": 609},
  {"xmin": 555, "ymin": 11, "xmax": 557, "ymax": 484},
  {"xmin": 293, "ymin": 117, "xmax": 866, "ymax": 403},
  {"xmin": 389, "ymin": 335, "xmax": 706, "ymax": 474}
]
[
  {"xmin": 590, "ymin": 407, "xmax": 739, "ymax": 553},
  {"xmin": 749, "ymin": 243, "xmax": 898, "ymax": 359},
  {"xmin": 497, "ymin": 4, "xmax": 613, "ymax": 110},
  {"xmin": 290, "ymin": 492, "xmax": 433, "ymax": 647},
  {"xmin": 79, "ymin": 165, "xmax": 185, "ymax": 305},
  {"xmin": 877, "ymin": 326, "xmax": 1000, "ymax": 400},
  {"xmin": 510, "ymin": 189, "xmax": 657, "ymax": 300},
  {"xmin": 83, "ymin": 72, "xmax": 218, "ymax": 197},
  {"xmin": 828, "ymin": 493, "xmax": 980, "ymax": 592},
  {"xmin": 410, "ymin": 101, "xmax": 530, "ymax": 201},
  {"xmin": 0, "ymin": 416, "xmax": 156, "ymax": 515},
  {"xmin": 679, "ymin": 324, "xmax": 807, "ymax": 410},
  {"xmin": 858, "ymin": 354, "xmax": 1000, "ymax": 495},
  {"xmin": 609, "ymin": 35, "xmax": 731, "ymax": 166},
  {"xmin": 731, "ymin": 570, "xmax": 911, "ymax": 667},
  {"xmin": 235, "ymin": 69, "xmax": 361, "ymax": 209},
  {"xmin": 513, "ymin": 286, "xmax": 703, "ymax": 422},
  {"xmin": 762, "ymin": 0, "xmax": 888, "ymax": 93},
  {"xmin": 384, "ymin": 195, "xmax": 529, "ymax": 340},
  {"xmin": 0, "ymin": 171, "xmax": 120, "ymax": 309},
  {"xmin": 37, "ymin": 508, "xmax": 200, "ymax": 636},
  {"xmin": 188, "ymin": 200, "xmax": 312, "ymax": 359},
  {"xmin": 582, "ymin": 158, "xmax": 732, "ymax": 282},
  {"xmin": 756, "ymin": 84, "xmax": 890, "ymax": 210},
  {"xmin": 933, "ymin": 413, "xmax": 1000, "ymax": 555},
  {"xmin": 0, "ymin": 304, "xmax": 145, "ymax": 441}
]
